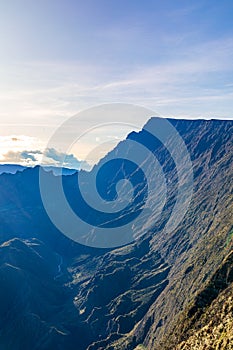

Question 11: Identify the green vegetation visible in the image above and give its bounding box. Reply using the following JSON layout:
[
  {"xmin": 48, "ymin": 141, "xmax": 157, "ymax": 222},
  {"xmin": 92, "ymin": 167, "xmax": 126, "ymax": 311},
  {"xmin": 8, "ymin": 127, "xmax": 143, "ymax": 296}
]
[{"xmin": 226, "ymin": 229, "xmax": 233, "ymax": 247}]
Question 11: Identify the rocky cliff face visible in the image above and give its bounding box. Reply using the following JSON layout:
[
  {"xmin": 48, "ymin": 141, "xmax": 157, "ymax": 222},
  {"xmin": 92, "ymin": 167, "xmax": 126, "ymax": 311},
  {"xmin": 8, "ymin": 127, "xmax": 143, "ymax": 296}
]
[
  {"xmin": 176, "ymin": 251, "xmax": 233, "ymax": 350},
  {"xmin": 131, "ymin": 119, "xmax": 233, "ymax": 350},
  {"xmin": 0, "ymin": 118, "xmax": 232, "ymax": 349}
]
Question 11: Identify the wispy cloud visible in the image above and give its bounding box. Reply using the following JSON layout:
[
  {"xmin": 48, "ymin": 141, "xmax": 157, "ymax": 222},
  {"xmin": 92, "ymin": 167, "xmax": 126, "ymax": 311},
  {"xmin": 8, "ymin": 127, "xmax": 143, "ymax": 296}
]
[
  {"xmin": 1, "ymin": 149, "xmax": 42, "ymax": 164},
  {"xmin": 1, "ymin": 34, "xmax": 233, "ymax": 164},
  {"xmin": 43, "ymin": 147, "xmax": 91, "ymax": 170},
  {"xmin": 0, "ymin": 137, "xmax": 91, "ymax": 170},
  {"xmin": 4, "ymin": 36, "xmax": 233, "ymax": 108}
]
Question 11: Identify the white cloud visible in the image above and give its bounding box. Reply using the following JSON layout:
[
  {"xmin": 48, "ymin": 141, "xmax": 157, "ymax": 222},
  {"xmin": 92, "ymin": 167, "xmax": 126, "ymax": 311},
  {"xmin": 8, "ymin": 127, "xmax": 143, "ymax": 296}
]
[
  {"xmin": 43, "ymin": 147, "xmax": 91, "ymax": 170},
  {"xmin": 0, "ymin": 146, "xmax": 91, "ymax": 170},
  {"xmin": 1, "ymin": 149, "xmax": 42, "ymax": 164}
]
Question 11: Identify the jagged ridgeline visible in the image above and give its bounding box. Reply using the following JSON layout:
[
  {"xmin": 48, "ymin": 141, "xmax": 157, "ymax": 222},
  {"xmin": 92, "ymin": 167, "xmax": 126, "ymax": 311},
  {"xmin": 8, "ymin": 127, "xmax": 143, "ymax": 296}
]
[{"xmin": 0, "ymin": 118, "xmax": 232, "ymax": 350}]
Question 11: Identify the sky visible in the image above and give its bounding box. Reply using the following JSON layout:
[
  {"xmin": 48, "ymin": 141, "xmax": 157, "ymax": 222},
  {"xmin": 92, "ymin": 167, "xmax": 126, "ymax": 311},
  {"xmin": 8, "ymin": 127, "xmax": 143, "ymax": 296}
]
[{"xmin": 0, "ymin": 0, "xmax": 233, "ymax": 168}]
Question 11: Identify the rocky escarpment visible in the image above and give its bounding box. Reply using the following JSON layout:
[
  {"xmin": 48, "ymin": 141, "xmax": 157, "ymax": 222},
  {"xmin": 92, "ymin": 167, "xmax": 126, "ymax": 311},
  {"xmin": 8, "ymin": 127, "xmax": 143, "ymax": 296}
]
[
  {"xmin": 125, "ymin": 119, "xmax": 233, "ymax": 350},
  {"xmin": 175, "ymin": 250, "xmax": 233, "ymax": 350},
  {"xmin": 0, "ymin": 118, "xmax": 232, "ymax": 349},
  {"xmin": 177, "ymin": 286, "xmax": 233, "ymax": 350}
]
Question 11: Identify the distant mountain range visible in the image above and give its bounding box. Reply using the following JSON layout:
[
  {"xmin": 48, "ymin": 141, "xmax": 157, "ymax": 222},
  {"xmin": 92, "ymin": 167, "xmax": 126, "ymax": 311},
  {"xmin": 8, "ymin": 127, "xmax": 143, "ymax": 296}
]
[
  {"xmin": 0, "ymin": 164, "xmax": 26, "ymax": 174},
  {"xmin": 0, "ymin": 118, "xmax": 232, "ymax": 350},
  {"xmin": 0, "ymin": 164, "xmax": 78, "ymax": 175}
]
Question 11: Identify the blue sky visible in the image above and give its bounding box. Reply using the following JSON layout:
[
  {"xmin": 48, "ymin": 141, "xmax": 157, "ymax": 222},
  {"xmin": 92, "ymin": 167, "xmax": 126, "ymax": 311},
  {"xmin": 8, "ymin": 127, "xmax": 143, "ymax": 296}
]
[{"xmin": 0, "ymin": 0, "xmax": 233, "ymax": 167}]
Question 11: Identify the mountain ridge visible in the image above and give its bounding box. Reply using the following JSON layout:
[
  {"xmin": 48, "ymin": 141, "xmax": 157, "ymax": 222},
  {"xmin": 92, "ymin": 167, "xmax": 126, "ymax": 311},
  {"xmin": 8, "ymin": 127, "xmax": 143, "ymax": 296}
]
[{"xmin": 0, "ymin": 117, "xmax": 232, "ymax": 349}]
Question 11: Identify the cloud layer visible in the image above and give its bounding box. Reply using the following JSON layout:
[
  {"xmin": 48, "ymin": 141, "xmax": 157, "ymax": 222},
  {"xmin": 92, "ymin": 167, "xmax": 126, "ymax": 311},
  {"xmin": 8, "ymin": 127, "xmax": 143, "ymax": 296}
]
[{"xmin": 1, "ymin": 147, "xmax": 90, "ymax": 171}]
